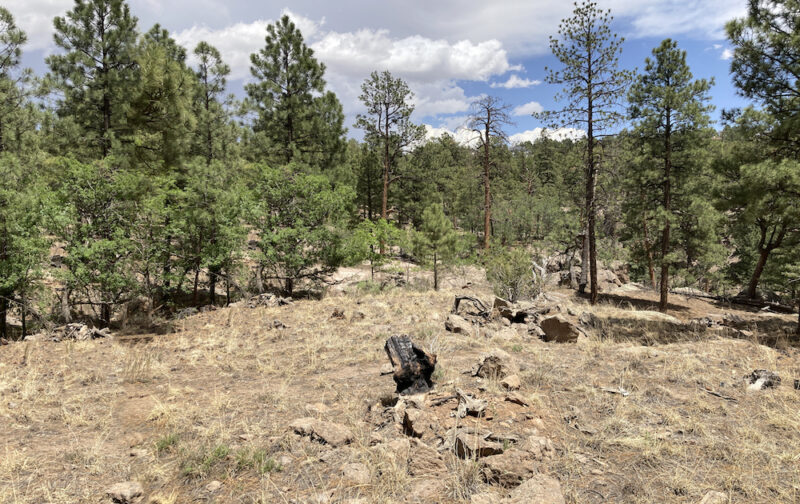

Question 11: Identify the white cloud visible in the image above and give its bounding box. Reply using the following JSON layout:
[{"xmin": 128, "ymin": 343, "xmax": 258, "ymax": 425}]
[
  {"xmin": 512, "ymin": 101, "xmax": 544, "ymax": 116},
  {"xmin": 509, "ymin": 127, "xmax": 585, "ymax": 144},
  {"xmin": 423, "ymin": 124, "xmax": 480, "ymax": 147},
  {"xmin": 721, "ymin": 48, "xmax": 734, "ymax": 60},
  {"xmin": 490, "ymin": 74, "xmax": 540, "ymax": 89},
  {"xmin": 7, "ymin": 0, "xmax": 70, "ymax": 52},
  {"xmin": 174, "ymin": 11, "xmax": 516, "ymax": 122}
]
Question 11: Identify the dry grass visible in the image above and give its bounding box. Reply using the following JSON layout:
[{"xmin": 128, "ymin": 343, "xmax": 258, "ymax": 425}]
[{"xmin": 0, "ymin": 272, "xmax": 799, "ymax": 503}]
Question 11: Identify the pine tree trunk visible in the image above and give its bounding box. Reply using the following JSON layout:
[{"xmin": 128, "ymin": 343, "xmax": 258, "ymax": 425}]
[
  {"xmin": 483, "ymin": 122, "xmax": 491, "ymax": 250},
  {"xmin": 747, "ymin": 248, "xmax": 771, "ymax": 299},
  {"xmin": 285, "ymin": 277, "xmax": 293, "ymax": 297},
  {"xmin": 586, "ymin": 113, "xmax": 598, "ymax": 304},
  {"xmin": 21, "ymin": 294, "xmax": 26, "ymax": 338},
  {"xmin": 0, "ymin": 296, "xmax": 6, "ymax": 340},
  {"xmin": 209, "ymin": 268, "xmax": 217, "ymax": 306},
  {"xmin": 193, "ymin": 269, "xmax": 200, "ymax": 305},
  {"xmin": 659, "ymin": 122, "xmax": 672, "ymax": 313},
  {"xmin": 579, "ymin": 230, "xmax": 589, "ymax": 293},
  {"xmin": 61, "ymin": 288, "xmax": 71, "ymax": 323},
  {"xmin": 434, "ymin": 252, "xmax": 439, "ymax": 291},
  {"xmin": 255, "ymin": 264, "xmax": 264, "ymax": 294},
  {"xmin": 101, "ymin": 302, "xmax": 111, "ymax": 329}
]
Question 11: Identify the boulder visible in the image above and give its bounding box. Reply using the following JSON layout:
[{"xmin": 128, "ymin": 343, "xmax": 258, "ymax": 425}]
[
  {"xmin": 539, "ymin": 316, "xmax": 581, "ymax": 343},
  {"xmin": 106, "ymin": 481, "xmax": 143, "ymax": 504},
  {"xmin": 471, "ymin": 349, "xmax": 518, "ymax": 379},
  {"xmin": 446, "ymin": 314, "xmax": 473, "ymax": 334},
  {"xmin": 500, "ymin": 374, "xmax": 521, "ymax": 391},
  {"xmin": 507, "ymin": 475, "xmax": 565, "ymax": 504},
  {"xmin": 290, "ymin": 418, "xmax": 354, "ymax": 447},
  {"xmin": 481, "ymin": 448, "xmax": 538, "ymax": 487}
]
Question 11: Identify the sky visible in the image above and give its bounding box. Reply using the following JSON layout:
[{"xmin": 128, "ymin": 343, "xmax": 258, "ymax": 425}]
[{"xmin": 10, "ymin": 0, "xmax": 752, "ymax": 144}]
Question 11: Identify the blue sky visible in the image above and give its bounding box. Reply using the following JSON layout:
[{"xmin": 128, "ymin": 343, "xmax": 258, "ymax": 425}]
[{"xmin": 12, "ymin": 0, "xmax": 751, "ymax": 143}]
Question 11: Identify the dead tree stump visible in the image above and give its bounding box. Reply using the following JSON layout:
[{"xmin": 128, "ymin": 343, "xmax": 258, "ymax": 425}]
[{"xmin": 384, "ymin": 335, "xmax": 437, "ymax": 395}]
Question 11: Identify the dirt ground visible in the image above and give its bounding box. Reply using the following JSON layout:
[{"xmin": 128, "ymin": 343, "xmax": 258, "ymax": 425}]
[{"xmin": 1, "ymin": 267, "xmax": 799, "ymax": 503}]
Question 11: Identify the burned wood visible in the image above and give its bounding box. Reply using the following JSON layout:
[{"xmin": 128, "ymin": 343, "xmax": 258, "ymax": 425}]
[{"xmin": 384, "ymin": 335, "xmax": 437, "ymax": 395}]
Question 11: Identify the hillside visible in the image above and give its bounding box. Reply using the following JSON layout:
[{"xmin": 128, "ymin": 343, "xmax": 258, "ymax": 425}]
[{"xmin": 2, "ymin": 270, "xmax": 799, "ymax": 504}]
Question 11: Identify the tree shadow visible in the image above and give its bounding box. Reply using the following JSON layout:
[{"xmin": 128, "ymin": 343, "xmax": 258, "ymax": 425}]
[{"xmin": 576, "ymin": 291, "xmax": 691, "ymax": 313}]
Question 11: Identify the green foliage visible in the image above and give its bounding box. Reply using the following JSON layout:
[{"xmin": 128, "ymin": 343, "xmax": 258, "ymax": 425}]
[
  {"xmin": 345, "ymin": 219, "xmax": 403, "ymax": 281},
  {"xmin": 485, "ymin": 247, "xmax": 539, "ymax": 302},
  {"xmin": 47, "ymin": 0, "xmax": 139, "ymax": 158},
  {"xmin": 727, "ymin": 0, "xmax": 800, "ymax": 152},
  {"xmin": 246, "ymin": 15, "xmax": 345, "ymax": 169},
  {"xmin": 49, "ymin": 158, "xmax": 140, "ymax": 326},
  {"xmin": 0, "ymin": 153, "xmax": 48, "ymax": 338},
  {"xmin": 248, "ymin": 164, "xmax": 354, "ymax": 295},
  {"xmin": 355, "ymin": 70, "xmax": 425, "ymax": 218},
  {"xmin": 413, "ymin": 203, "xmax": 457, "ymax": 290}
]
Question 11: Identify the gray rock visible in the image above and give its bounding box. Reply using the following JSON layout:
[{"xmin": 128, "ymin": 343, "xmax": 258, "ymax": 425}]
[
  {"xmin": 446, "ymin": 313, "xmax": 473, "ymax": 334},
  {"xmin": 698, "ymin": 491, "xmax": 728, "ymax": 504},
  {"xmin": 290, "ymin": 418, "xmax": 354, "ymax": 447}
]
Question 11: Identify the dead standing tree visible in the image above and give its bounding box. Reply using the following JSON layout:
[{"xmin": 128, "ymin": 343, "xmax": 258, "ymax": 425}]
[{"xmin": 468, "ymin": 96, "xmax": 513, "ymax": 250}]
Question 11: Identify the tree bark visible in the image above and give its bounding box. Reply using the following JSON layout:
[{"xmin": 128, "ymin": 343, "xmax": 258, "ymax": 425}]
[
  {"xmin": 659, "ymin": 119, "xmax": 672, "ymax": 313},
  {"xmin": 209, "ymin": 268, "xmax": 217, "ymax": 306},
  {"xmin": 433, "ymin": 251, "xmax": 439, "ymax": 290},
  {"xmin": 747, "ymin": 248, "xmax": 771, "ymax": 299},
  {"xmin": 0, "ymin": 296, "xmax": 6, "ymax": 340},
  {"xmin": 579, "ymin": 230, "xmax": 589, "ymax": 293},
  {"xmin": 483, "ymin": 120, "xmax": 491, "ymax": 250}
]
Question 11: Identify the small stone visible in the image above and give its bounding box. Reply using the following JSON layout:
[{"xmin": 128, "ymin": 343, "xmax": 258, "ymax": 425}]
[
  {"xmin": 305, "ymin": 402, "xmax": 331, "ymax": 415},
  {"xmin": 745, "ymin": 369, "xmax": 780, "ymax": 391},
  {"xmin": 403, "ymin": 409, "xmax": 439, "ymax": 439},
  {"xmin": 521, "ymin": 435, "xmax": 555, "ymax": 461},
  {"xmin": 471, "ymin": 349, "xmax": 518, "ymax": 379},
  {"xmin": 407, "ymin": 478, "xmax": 446, "ymax": 502},
  {"xmin": 501, "ymin": 374, "xmax": 521, "ymax": 391},
  {"xmin": 380, "ymin": 363, "xmax": 394, "ymax": 375},
  {"xmin": 470, "ymin": 491, "xmax": 502, "ymax": 504},
  {"xmin": 505, "ymin": 392, "xmax": 529, "ymax": 406},
  {"xmin": 351, "ymin": 311, "xmax": 366, "ymax": 321},
  {"xmin": 205, "ymin": 481, "xmax": 222, "ymax": 493},
  {"xmin": 341, "ymin": 462, "xmax": 370, "ymax": 485},
  {"xmin": 106, "ymin": 481, "xmax": 143, "ymax": 504},
  {"xmin": 699, "ymin": 491, "xmax": 728, "ymax": 504},
  {"xmin": 331, "ymin": 308, "xmax": 345, "ymax": 319},
  {"xmin": 507, "ymin": 475, "xmax": 565, "ymax": 504}
]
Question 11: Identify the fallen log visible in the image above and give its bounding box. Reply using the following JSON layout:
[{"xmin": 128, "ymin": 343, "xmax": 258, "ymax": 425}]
[{"xmin": 384, "ymin": 335, "xmax": 437, "ymax": 395}]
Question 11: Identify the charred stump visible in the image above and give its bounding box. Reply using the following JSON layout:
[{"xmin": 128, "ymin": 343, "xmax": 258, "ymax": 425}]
[{"xmin": 384, "ymin": 335, "xmax": 437, "ymax": 395}]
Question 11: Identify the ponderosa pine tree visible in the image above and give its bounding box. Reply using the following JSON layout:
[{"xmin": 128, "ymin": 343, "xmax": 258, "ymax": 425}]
[
  {"xmin": 355, "ymin": 70, "xmax": 425, "ymax": 221},
  {"xmin": 468, "ymin": 96, "xmax": 514, "ymax": 250},
  {"xmin": 415, "ymin": 203, "xmax": 457, "ymax": 291},
  {"xmin": 727, "ymin": 0, "xmax": 800, "ymax": 154},
  {"xmin": 246, "ymin": 14, "xmax": 345, "ymax": 168},
  {"xmin": 47, "ymin": 0, "xmax": 138, "ymax": 158},
  {"xmin": 0, "ymin": 7, "xmax": 31, "ymax": 154},
  {"xmin": 537, "ymin": 0, "xmax": 632, "ymax": 304},
  {"xmin": 192, "ymin": 41, "xmax": 231, "ymax": 165},
  {"xmin": 628, "ymin": 39, "xmax": 714, "ymax": 312}
]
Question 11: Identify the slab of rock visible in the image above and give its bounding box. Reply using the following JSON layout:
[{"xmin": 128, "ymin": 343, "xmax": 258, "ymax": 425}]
[
  {"xmin": 446, "ymin": 313, "xmax": 473, "ymax": 334},
  {"xmin": 341, "ymin": 462, "xmax": 370, "ymax": 485},
  {"xmin": 500, "ymin": 374, "xmax": 521, "ymax": 391},
  {"xmin": 290, "ymin": 418, "xmax": 354, "ymax": 447},
  {"xmin": 471, "ymin": 349, "xmax": 518, "ymax": 379},
  {"xmin": 454, "ymin": 431, "xmax": 504, "ymax": 459},
  {"xmin": 746, "ymin": 369, "xmax": 780, "ymax": 391},
  {"xmin": 403, "ymin": 409, "xmax": 439, "ymax": 439},
  {"xmin": 481, "ymin": 448, "xmax": 538, "ymax": 487},
  {"xmin": 507, "ymin": 475, "xmax": 565, "ymax": 504},
  {"xmin": 408, "ymin": 439, "xmax": 447, "ymax": 476},
  {"xmin": 106, "ymin": 481, "xmax": 143, "ymax": 504},
  {"xmin": 540, "ymin": 315, "xmax": 581, "ymax": 343},
  {"xmin": 698, "ymin": 491, "xmax": 728, "ymax": 504},
  {"xmin": 521, "ymin": 435, "xmax": 555, "ymax": 461}
]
